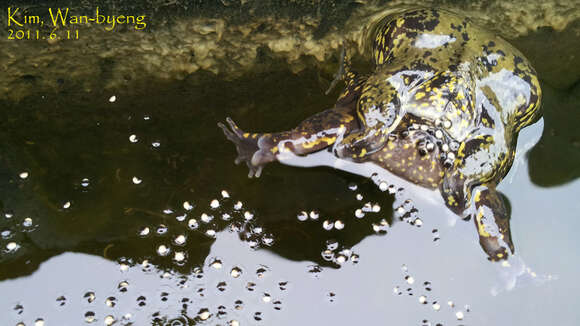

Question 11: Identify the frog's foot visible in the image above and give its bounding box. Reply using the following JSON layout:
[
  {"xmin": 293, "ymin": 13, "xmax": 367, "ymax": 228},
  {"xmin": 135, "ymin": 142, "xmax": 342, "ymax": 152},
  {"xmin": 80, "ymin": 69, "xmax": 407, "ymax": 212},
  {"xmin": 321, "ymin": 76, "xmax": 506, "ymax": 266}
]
[{"xmin": 218, "ymin": 117, "xmax": 275, "ymax": 178}]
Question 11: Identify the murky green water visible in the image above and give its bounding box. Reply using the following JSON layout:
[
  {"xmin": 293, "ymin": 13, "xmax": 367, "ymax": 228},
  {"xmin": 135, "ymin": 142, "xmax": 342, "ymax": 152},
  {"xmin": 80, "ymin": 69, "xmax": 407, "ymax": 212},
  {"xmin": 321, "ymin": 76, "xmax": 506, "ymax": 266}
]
[{"xmin": 2, "ymin": 2, "xmax": 580, "ymax": 326}]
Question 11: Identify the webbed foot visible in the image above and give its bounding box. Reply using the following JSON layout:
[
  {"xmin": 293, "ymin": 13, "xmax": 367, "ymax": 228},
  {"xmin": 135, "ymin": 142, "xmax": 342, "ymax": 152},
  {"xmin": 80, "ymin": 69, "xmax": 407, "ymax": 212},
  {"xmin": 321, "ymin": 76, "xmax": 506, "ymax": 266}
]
[{"xmin": 218, "ymin": 117, "xmax": 275, "ymax": 178}]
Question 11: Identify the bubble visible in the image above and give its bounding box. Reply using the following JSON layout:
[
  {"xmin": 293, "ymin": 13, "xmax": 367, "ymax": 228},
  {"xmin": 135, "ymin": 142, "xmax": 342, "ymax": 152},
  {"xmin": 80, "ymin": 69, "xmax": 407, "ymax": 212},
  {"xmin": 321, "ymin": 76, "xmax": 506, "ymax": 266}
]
[
  {"xmin": 322, "ymin": 220, "xmax": 333, "ymax": 230},
  {"xmin": 137, "ymin": 296, "xmax": 146, "ymax": 307},
  {"xmin": 356, "ymin": 194, "xmax": 363, "ymax": 201},
  {"xmin": 262, "ymin": 293, "xmax": 271, "ymax": 303},
  {"xmin": 210, "ymin": 259, "xmax": 223, "ymax": 269},
  {"xmin": 84, "ymin": 291, "xmax": 95, "ymax": 303},
  {"xmin": 414, "ymin": 218, "xmax": 423, "ymax": 227},
  {"xmin": 448, "ymin": 300, "xmax": 455, "ymax": 307},
  {"xmin": 309, "ymin": 210, "xmax": 319, "ymax": 220},
  {"xmin": 217, "ymin": 281, "xmax": 227, "ymax": 292},
  {"xmin": 174, "ymin": 235, "xmax": 186, "ymax": 246},
  {"xmin": 327, "ymin": 292, "xmax": 336, "ymax": 303},
  {"xmin": 233, "ymin": 201, "xmax": 243, "ymax": 210},
  {"xmin": 104, "ymin": 315, "xmax": 115, "ymax": 325},
  {"xmin": 372, "ymin": 204, "xmax": 381, "ymax": 212},
  {"xmin": 405, "ymin": 275, "xmax": 415, "ymax": 284},
  {"xmin": 229, "ymin": 320, "xmax": 240, "ymax": 326},
  {"xmin": 256, "ymin": 266, "xmax": 268, "ymax": 278},
  {"xmin": 244, "ymin": 211, "xmax": 254, "ymax": 220},
  {"xmin": 254, "ymin": 312, "xmax": 262, "ymax": 321},
  {"xmin": 432, "ymin": 302, "xmax": 441, "ymax": 311},
  {"xmin": 5, "ymin": 211, "xmax": 14, "ymax": 218},
  {"xmin": 222, "ymin": 213, "xmax": 232, "ymax": 220},
  {"xmin": 262, "ymin": 234, "xmax": 274, "ymax": 246},
  {"xmin": 443, "ymin": 119, "xmax": 452, "ymax": 129},
  {"xmin": 129, "ymin": 134, "xmax": 138, "ymax": 143},
  {"xmin": 246, "ymin": 282, "xmax": 256, "ymax": 291},
  {"xmin": 183, "ymin": 201, "xmax": 194, "ymax": 210},
  {"xmin": 234, "ymin": 299, "xmax": 244, "ymax": 310},
  {"xmin": 152, "ymin": 141, "xmax": 161, "ymax": 147},
  {"xmin": 419, "ymin": 295, "xmax": 427, "ymax": 304},
  {"xmin": 156, "ymin": 224, "xmax": 168, "ymax": 235},
  {"xmin": 118, "ymin": 281, "xmax": 129, "ymax": 292},
  {"xmin": 63, "ymin": 201, "xmax": 71, "ymax": 209},
  {"xmin": 334, "ymin": 220, "xmax": 345, "ymax": 230},
  {"xmin": 336, "ymin": 255, "xmax": 346, "ymax": 264},
  {"xmin": 132, "ymin": 177, "xmax": 142, "ymax": 184},
  {"xmin": 279, "ymin": 281, "xmax": 288, "ymax": 290},
  {"xmin": 19, "ymin": 172, "xmax": 29, "ymax": 179},
  {"xmin": 379, "ymin": 181, "xmax": 388, "ymax": 191},
  {"xmin": 201, "ymin": 213, "xmax": 213, "ymax": 223},
  {"xmin": 157, "ymin": 245, "xmax": 170, "ymax": 256},
  {"xmin": 231, "ymin": 267, "xmax": 242, "ymax": 278},
  {"xmin": 56, "ymin": 295, "xmax": 66, "ymax": 306},
  {"xmin": 6, "ymin": 241, "xmax": 18, "ymax": 251},
  {"xmin": 187, "ymin": 219, "xmax": 199, "ymax": 230},
  {"xmin": 14, "ymin": 303, "xmax": 23, "ymax": 314},
  {"xmin": 206, "ymin": 229, "xmax": 216, "ymax": 237},
  {"xmin": 143, "ymin": 115, "xmax": 150, "ymax": 120},
  {"xmin": 347, "ymin": 182, "xmax": 358, "ymax": 191},
  {"xmin": 84, "ymin": 311, "xmax": 96, "ymax": 323},
  {"xmin": 297, "ymin": 211, "xmax": 308, "ymax": 221},
  {"xmin": 351, "ymin": 254, "xmax": 360, "ymax": 263},
  {"xmin": 210, "ymin": 199, "xmax": 220, "ymax": 209},
  {"xmin": 119, "ymin": 262, "xmax": 129, "ymax": 272},
  {"xmin": 106, "ymin": 296, "xmax": 117, "ymax": 307},
  {"xmin": 34, "ymin": 318, "xmax": 45, "ymax": 326},
  {"xmin": 456, "ymin": 311, "xmax": 464, "ymax": 320},
  {"xmin": 322, "ymin": 250, "xmax": 333, "ymax": 261},
  {"xmin": 393, "ymin": 286, "xmax": 399, "ymax": 294},
  {"xmin": 163, "ymin": 209, "xmax": 173, "ymax": 215},
  {"xmin": 442, "ymin": 143, "xmax": 449, "ymax": 152},
  {"xmin": 174, "ymin": 252, "xmax": 186, "ymax": 262},
  {"xmin": 396, "ymin": 206, "xmax": 405, "ymax": 215},
  {"xmin": 109, "ymin": 95, "xmax": 116, "ymax": 102},
  {"xmin": 355, "ymin": 209, "xmax": 365, "ymax": 218}
]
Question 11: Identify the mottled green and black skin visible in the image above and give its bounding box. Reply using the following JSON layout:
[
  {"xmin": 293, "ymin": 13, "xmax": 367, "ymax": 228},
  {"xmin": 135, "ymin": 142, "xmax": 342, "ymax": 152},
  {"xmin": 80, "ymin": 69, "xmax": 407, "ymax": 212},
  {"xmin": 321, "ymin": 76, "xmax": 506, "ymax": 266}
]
[{"xmin": 219, "ymin": 8, "xmax": 542, "ymax": 261}]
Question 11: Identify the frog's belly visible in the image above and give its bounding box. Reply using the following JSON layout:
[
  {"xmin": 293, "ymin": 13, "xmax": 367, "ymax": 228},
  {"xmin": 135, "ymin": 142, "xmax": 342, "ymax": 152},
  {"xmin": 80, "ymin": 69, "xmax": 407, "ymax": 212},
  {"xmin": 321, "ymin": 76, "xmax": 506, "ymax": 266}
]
[{"xmin": 277, "ymin": 130, "xmax": 443, "ymax": 191}]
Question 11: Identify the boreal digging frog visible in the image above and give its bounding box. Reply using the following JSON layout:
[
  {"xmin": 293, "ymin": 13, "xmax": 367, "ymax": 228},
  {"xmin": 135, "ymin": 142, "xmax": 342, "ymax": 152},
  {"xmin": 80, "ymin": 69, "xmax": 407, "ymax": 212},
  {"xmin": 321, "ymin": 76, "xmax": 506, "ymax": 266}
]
[{"xmin": 219, "ymin": 8, "xmax": 542, "ymax": 261}]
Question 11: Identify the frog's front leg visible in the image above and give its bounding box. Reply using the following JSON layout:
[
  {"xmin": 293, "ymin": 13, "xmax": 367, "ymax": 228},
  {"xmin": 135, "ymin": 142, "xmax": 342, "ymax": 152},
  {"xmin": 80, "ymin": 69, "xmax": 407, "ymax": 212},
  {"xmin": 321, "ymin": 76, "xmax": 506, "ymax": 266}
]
[
  {"xmin": 333, "ymin": 89, "xmax": 403, "ymax": 160},
  {"xmin": 219, "ymin": 105, "xmax": 357, "ymax": 178}
]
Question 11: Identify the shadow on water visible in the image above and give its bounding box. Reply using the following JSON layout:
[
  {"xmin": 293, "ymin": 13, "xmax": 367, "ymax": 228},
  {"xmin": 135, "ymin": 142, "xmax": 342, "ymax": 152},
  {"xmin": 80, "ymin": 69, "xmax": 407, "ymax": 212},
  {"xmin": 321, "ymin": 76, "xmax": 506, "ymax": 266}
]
[
  {"xmin": 0, "ymin": 64, "xmax": 394, "ymax": 280},
  {"xmin": 513, "ymin": 19, "xmax": 580, "ymax": 187}
]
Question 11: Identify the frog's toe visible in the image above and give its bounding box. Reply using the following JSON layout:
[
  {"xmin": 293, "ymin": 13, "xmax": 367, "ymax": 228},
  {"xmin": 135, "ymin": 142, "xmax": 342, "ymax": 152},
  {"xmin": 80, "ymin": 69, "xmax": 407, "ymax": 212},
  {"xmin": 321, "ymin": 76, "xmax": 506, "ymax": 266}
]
[{"xmin": 218, "ymin": 118, "xmax": 260, "ymax": 174}]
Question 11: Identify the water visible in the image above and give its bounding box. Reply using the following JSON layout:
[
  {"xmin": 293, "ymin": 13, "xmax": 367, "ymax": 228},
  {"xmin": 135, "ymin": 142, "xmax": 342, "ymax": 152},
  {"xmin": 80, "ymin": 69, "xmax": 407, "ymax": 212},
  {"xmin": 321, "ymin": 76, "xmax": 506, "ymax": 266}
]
[{"xmin": 1, "ymin": 3, "xmax": 580, "ymax": 326}]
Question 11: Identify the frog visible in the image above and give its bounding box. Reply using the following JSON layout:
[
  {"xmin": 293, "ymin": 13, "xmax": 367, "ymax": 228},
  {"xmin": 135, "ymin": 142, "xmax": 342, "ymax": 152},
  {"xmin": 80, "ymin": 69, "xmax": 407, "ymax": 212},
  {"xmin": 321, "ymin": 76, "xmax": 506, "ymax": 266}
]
[{"xmin": 218, "ymin": 8, "xmax": 542, "ymax": 261}]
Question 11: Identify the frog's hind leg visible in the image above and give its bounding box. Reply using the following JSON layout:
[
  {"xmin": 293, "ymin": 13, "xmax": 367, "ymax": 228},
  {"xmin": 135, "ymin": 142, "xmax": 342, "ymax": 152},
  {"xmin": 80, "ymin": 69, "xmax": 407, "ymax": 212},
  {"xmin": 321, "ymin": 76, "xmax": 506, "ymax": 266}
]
[
  {"xmin": 469, "ymin": 184, "xmax": 514, "ymax": 261},
  {"xmin": 441, "ymin": 176, "xmax": 514, "ymax": 261},
  {"xmin": 219, "ymin": 105, "xmax": 358, "ymax": 178},
  {"xmin": 326, "ymin": 44, "xmax": 368, "ymax": 108}
]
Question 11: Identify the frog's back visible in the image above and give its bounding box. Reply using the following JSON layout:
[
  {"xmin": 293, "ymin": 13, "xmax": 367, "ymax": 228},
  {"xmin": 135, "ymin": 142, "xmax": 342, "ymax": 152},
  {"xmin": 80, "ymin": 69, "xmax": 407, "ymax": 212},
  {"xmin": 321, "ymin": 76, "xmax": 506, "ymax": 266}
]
[{"xmin": 373, "ymin": 8, "xmax": 541, "ymax": 135}]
